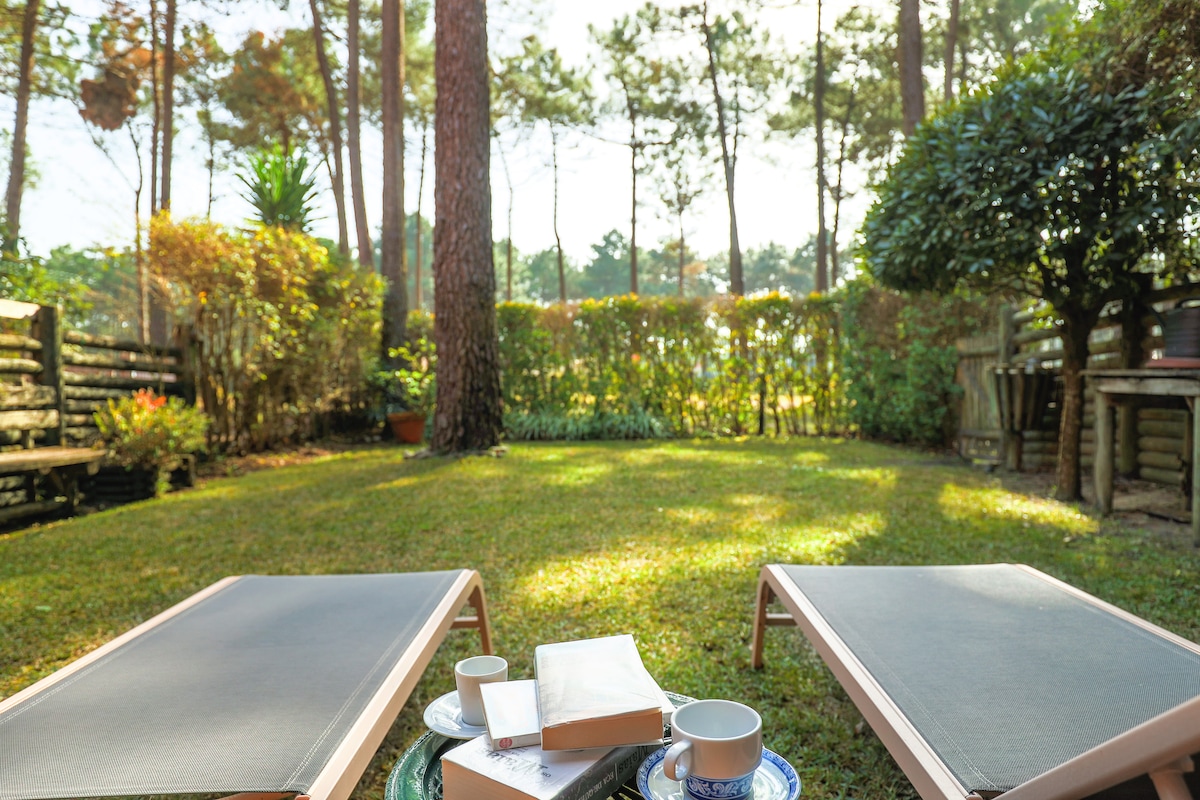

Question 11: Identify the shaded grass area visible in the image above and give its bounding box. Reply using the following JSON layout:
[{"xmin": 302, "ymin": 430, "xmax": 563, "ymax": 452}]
[{"xmin": 3, "ymin": 438, "xmax": 1199, "ymax": 799}]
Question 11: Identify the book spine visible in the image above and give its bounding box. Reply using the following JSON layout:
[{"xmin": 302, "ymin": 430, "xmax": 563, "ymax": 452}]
[{"xmin": 554, "ymin": 744, "xmax": 656, "ymax": 800}]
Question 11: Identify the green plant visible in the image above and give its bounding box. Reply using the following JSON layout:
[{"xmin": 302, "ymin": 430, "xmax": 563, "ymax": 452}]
[
  {"xmin": 94, "ymin": 390, "xmax": 210, "ymax": 480},
  {"xmin": 375, "ymin": 336, "xmax": 437, "ymax": 417},
  {"xmin": 237, "ymin": 146, "xmax": 319, "ymax": 232}
]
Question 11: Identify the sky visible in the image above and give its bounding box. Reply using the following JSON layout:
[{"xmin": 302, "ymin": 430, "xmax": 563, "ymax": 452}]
[{"xmin": 13, "ymin": 0, "xmax": 880, "ymax": 268}]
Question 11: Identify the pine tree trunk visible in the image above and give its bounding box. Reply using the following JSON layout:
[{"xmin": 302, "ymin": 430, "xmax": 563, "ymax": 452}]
[
  {"xmin": 552, "ymin": 125, "xmax": 565, "ymax": 303},
  {"xmin": 3, "ymin": 0, "xmax": 39, "ymax": 250},
  {"xmin": 416, "ymin": 123, "xmax": 428, "ymax": 310},
  {"xmin": 348, "ymin": 0, "xmax": 373, "ymax": 267},
  {"xmin": 160, "ymin": 0, "xmax": 176, "ymax": 211},
  {"xmin": 699, "ymin": 4, "xmax": 743, "ymax": 296},
  {"xmin": 678, "ymin": 223, "xmax": 685, "ymax": 297},
  {"xmin": 628, "ymin": 95, "xmax": 639, "ymax": 295},
  {"xmin": 498, "ymin": 141, "xmax": 514, "ymax": 302},
  {"xmin": 944, "ymin": 0, "xmax": 960, "ymax": 102},
  {"xmin": 814, "ymin": 0, "xmax": 828, "ymax": 293},
  {"xmin": 381, "ymin": 0, "xmax": 408, "ymax": 364},
  {"xmin": 432, "ymin": 0, "xmax": 502, "ymax": 453},
  {"xmin": 898, "ymin": 0, "xmax": 924, "ymax": 136},
  {"xmin": 149, "ymin": 0, "xmax": 160, "ymax": 214},
  {"xmin": 309, "ymin": 0, "xmax": 349, "ymax": 255}
]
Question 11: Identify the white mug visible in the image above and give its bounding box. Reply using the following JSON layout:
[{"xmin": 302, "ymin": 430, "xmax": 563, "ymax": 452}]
[
  {"xmin": 454, "ymin": 655, "xmax": 507, "ymax": 726},
  {"xmin": 663, "ymin": 700, "xmax": 763, "ymax": 800}
]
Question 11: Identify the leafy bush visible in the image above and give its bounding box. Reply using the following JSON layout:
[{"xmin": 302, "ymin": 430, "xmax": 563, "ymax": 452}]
[
  {"xmin": 839, "ymin": 278, "xmax": 990, "ymax": 446},
  {"xmin": 94, "ymin": 390, "xmax": 210, "ymax": 485},
  {"xmin": 150, "ymin": 215, "xmax": 383, "ymax": 452}
]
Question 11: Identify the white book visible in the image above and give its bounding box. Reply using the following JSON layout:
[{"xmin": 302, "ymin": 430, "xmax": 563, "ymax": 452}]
[
  {"xmin": 441, "ymin": 734, "xmax": 656, "ymax": 800},
  {"xmin": 535, "ymin": 634, "xmax": 668, "ymax": 751},
  {"xmin": 481, "ymin": 679, "xmax": 542, "ymax": 750}
]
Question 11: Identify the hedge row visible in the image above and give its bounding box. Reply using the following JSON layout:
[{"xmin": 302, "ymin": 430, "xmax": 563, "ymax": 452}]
[{"xmin": 412, "ymin": 283, "xmax": 989, "ymax": 446}]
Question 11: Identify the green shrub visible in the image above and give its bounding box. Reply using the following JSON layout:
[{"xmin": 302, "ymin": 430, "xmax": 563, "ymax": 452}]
[{"xmin": 839, "ymin": 279, "xmax": 989, "ymax": 447}]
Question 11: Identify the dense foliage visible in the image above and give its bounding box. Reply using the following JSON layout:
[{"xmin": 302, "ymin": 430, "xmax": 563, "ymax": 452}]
[
  {"xmin": 487, "ymin": 284, "xmax": 988, "ymax": 446},
  {"xmin": 148, "ymin": 215, "xmax": 382, "ymax": 452}
]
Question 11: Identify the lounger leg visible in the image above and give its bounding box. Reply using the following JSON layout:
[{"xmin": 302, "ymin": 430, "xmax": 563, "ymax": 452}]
[
  {"xmin": 451, "ymin": 583, "xmax": 493, "ymax": 655},
  {"xmin": 1150, "ymin": 757, "xmax": 1194, "ymax": 800},
  {"xmin": 752, "ymin": 576, "xmax": 775, "ymax": 669}
]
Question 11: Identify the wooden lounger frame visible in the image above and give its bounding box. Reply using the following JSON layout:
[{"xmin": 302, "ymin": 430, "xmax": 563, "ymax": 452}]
[
  {"xmin": 751, "ymin": 563, "xmax": 1200, "ymax": 800},
  {"xmin": 0, "ymin": 569, "xmax": 493, "ymax": 800}
]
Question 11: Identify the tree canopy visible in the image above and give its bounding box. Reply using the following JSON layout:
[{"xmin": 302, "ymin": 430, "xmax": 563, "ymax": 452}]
[{"xmin": 860, "ymin": 0, "xmax": 1200, "ymax": 500}]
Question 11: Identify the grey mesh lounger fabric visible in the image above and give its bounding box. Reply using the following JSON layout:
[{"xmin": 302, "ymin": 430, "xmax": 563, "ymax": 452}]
[
  {"xmin": 0, "ymin": 569, "xmax": 491, "ymax": 800},
  {"xmin": 751, "ymin": 563, "xmax": 1200, "ymax": 800}
]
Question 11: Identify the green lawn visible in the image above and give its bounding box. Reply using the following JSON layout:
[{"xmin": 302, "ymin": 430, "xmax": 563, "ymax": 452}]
[{"xmin": 3, "ymin": 438, "xmax": 1198, "ymax": 799}]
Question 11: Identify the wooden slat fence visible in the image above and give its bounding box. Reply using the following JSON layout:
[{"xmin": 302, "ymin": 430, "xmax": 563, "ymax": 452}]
[
  {"xmin": 958, "ymin": 284, "xmax": 1200, "ymax": 491},
  {"xmin": 1, "ymin": 301, "xmax": 194, "ymax": 522}
]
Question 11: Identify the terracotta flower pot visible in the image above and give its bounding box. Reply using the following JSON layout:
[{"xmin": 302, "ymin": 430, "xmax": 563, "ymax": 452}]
[{"xmin": 387, "ymin": 411, "xmax": 427, "ymax": 443}]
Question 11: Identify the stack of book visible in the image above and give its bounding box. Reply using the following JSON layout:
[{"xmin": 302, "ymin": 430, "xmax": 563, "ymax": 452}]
[{"xmin": 441, "ymin": 634, "xmax": 671, "ymax": 800}]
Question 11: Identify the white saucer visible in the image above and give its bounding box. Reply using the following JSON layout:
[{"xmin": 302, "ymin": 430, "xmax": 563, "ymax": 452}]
[
  {"xmin": 637, "ymin": 746, "xmax": 801, "ymax": 800},
  {"xmin": 422, "ymin": 691, "xmax": 487, "ymax": 739}
]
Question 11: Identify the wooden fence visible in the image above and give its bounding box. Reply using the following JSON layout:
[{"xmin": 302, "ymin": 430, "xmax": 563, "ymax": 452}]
[
  {"xmin": 1, "ymin": 300, "xmax": 193, "ymax": 521},
  {"xmin": 956, "ymin": 284, "xmax": 1200, "ymax": 491}
]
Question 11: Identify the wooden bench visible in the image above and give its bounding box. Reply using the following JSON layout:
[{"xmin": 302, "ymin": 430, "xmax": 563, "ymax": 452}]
[{"xmin": 0, "ymin": 299, "xmax": 106, "ymax": 525}]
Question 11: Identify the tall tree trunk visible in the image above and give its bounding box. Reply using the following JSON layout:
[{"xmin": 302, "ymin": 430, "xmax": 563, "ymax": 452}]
[
  {"xmin": 416, "ymin": 123, "xmax": 429, "ymax": 310},
  {"xmin": 204, "ymin": 117, "xmax": 216, "ymax": 216},
  {"xmin": 309, "ymin": 0, "xmax": 349, "ymax": 256},
  {"xmin": 678, "ymin": 221, "xmax": 685, "ymax": 297},
  {"xmin": 699, "ymin": 4, "xmax": 743, "ymax": 296},
  {"xmin": 415, "ymin": 125, "xmax": 429, "ymax": 311},
  {"xmin": 149, "ymin": 0, "xmax": 160, "ymax": 214},
  {"xmin": 814, "ymin": 0, "xmax": 828, "ymax": 293},
  {"xmin": 128, "ymin": 123, "xmax": 148, "ymax": 344},
  {"xmin": 381, "ymin": 0, "xmax": 408, "ymax": 364},
  {"xmin": 347, "ymin": 0, "xmax": 373, "ymax": 267},
  {"xmin": 551, "ymin": 125, "xmax": 565, "ymax": 303},
  {"xmin": 944, "ymin": 0, "xmax": 960, "ymax": 102},
  {"xmin": 498, "ymin": 140, "xmax": 513, "ymax": 302},
  {"xmin": 830, "ymin": 92, "xmax": 855, "ymax": 284},
  {"xmin": 627, "ymin": 93, "xmax": 639, "ymax": 295},
  {"xmin": 898, "ymin": 0, "xmax": 924, "ymax": 136},
  {"xmin": 432, "ymin": 0, "xmax": 502, "ymax": 453},
  {"xmin": 3, "ymin": 0, "xmax": 40, "ymax": 250},
  {"xmin": 160, "ymin": 0, "xmax": 175, "ymax": 210}
]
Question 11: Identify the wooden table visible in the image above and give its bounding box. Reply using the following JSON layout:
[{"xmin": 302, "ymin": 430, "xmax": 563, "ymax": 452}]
[{"xmin": 1084, "ymin": 369, "xmax": 1200, "ymax": 544}]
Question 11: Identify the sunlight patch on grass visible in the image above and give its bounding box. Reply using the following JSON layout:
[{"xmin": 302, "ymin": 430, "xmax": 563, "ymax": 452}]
[
  {"xmin": 939, "ymin": 483, "xmax": 1096, "ymax": 535},
  {"xmin": 543, "ymin": 461, "xmax": 615, "ymax": 486}
]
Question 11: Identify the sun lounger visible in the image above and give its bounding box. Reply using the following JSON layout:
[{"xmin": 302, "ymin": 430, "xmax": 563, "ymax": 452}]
[
  {"xmin": 0, "ymin": 569, "xmax": 492, "ymax": 800},
  {"xmin": 751, "ymin": 563, "xmax": 1200, "ymax": 800}
]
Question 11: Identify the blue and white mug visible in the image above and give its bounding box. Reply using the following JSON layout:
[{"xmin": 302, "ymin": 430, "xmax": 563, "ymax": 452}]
[{"xmin": 663, "ymin": 700, "xmax": 763, "ymax": 800}]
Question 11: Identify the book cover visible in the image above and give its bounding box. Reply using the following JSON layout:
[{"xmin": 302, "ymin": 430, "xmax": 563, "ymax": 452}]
[
  {"xmin": 481, "ymin": 679, "xmax": 542, "ymax": 750},
  {"xmin": 534, "ymin": 634, "xmax": 666, "ymax": 751},
  {"xmin": 441, "ymin": 734, "xmax": 656, "ymax": 800}
]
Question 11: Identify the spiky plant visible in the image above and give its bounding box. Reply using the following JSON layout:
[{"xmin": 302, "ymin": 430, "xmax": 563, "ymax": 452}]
[{"xmin": 237, "ymin": 147, "xmax": 319, "ymax": 232}]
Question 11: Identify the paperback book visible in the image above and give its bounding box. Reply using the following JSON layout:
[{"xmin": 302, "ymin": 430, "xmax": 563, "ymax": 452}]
[
  {"xmin": 534, "ymin": 634, "xmax": 669, "ymax": 751},
  {"xmin": 481, "ymin": 679, "xmax": 542, "ymax": 750},
  {"xmin": 441, "ymin": 735, "xmax": 656, "ymax": 800}
]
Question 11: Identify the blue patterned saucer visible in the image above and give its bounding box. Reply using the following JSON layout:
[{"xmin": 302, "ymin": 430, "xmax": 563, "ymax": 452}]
[{"xmin": 637, "ymin": 746, "xmax": 801, "ymax": 800}]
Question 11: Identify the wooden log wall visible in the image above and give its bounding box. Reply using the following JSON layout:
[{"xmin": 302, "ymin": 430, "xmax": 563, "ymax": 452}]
[
  {"xmin": 60, "ymin": 328, "xmax": 191, "ymax": 446},
  {"xmin": 961, "ymin": 284, "xmax": 1200, "ymax": 489},
  {"xmin": 1, "ymin": 302, "xmax": 194, "ymax": 449}
]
